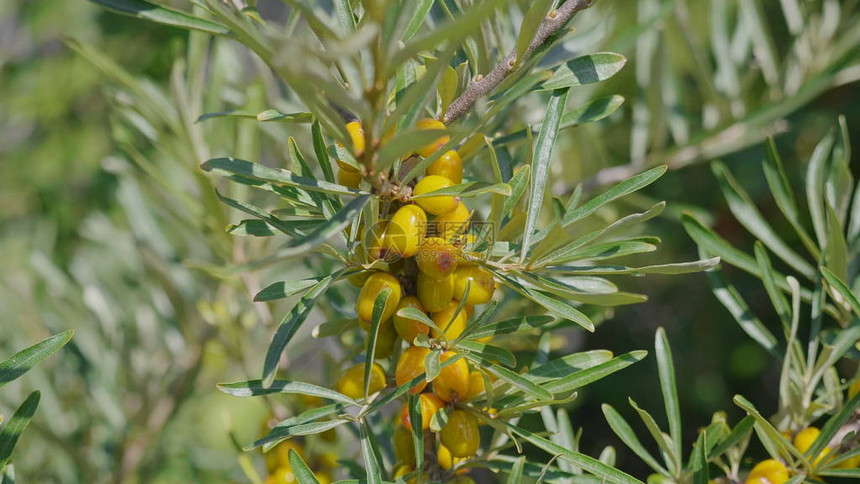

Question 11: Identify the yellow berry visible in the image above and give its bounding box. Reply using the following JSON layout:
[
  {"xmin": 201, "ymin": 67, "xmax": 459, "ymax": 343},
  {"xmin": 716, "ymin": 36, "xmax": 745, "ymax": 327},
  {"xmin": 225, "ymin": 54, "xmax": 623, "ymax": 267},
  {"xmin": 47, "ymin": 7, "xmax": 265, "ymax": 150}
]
[
  {"xmin": 346, "ymin": 121, "xmax": 365, "ymax": 156},
  {"xmin": 464, "ymin": 371, "xmax": 486, "ymax": 401},
  {"xmin": 265, "ymin": 466, "xmax": 297, "ymax": 484},
  {"xmin": 849, "ymin": 379, "xmax": 860, "ymax": 400},
  {"xmin": 413, "ymin": 175, "xmax": 460, "ymax": 216},
  {"xmin": 356, "ymin": 272, "xmax": 402, "ymax": 327},
  {"xmin": 440, "ymin": 410, "xmax": 480, "ymax": 457},
  {"xmin": 415, "ymin": 237, "xmax": 458, "ymax": 279},
  {"xmin": 400, "ymin": 392, "xmax": 445, "ymax": 430},
  {"xmin": 435, "ymin": 202, "xmax": 471, "ymax": 241},
  {"xmin": 394, "ymin": 425, "xmax": 416, "ymax": 466},
  {"xmin": 415, "ymin": 118, "xmax": 449, "ymax": 158},
  {"xmin": 745, "ymin": 459, "xmax": 789, "ymax": 484},
  {"xmin": 427, "ymin": 150, "xmax": 463, "ymax": 183},
  {"xmin": 794, "ymin": 427, "xmax": 820, "ymax": 454},
  {"xmin": 417, "ymin": 271, "xmax": 454, "ymax": 312},
  {"xmin": 431, "ymin": 303, "xmax": 468, "ymax": 340},
  {"xmin": 315, "ymin": 472, "xmax": 332, "ymax": 484},
  {"xmin": 396, "ymin": 346, "xmax": 431, "ymax": 393},
  {"xmin": 837, "ymin": 454, "xmax": 860, "ymax": 468},
  {"xmin": 433, "ymin": 351, "xmax": 470, "ymax": 402},
  {"xmin": 364, "ymin": 221, "xmax": 390, "ymax": 261},
  {"xmin": 371, "ymin": 323, "xmax": 399, "ymax": 359},
  {"xmin": 453, "ymin": 266, "xmax": 495, "ymax": 305},
  {"xmin": 438, "ymin": 444, "xmax": 454, "ymax": 470},
  {"xmin": 393, "ymin": 296, "xmax": 431, "ymax": 343},
  {"xmin": 384, "ymin": 205, "xmax": 428, "ymax": 258},
  {"xmin": 335, "ymin": 362, "xmax": 387, "ymax": 400},
  {"xmin": 337, "ymin": 168, "xmax": 362, "ymax": 189}
]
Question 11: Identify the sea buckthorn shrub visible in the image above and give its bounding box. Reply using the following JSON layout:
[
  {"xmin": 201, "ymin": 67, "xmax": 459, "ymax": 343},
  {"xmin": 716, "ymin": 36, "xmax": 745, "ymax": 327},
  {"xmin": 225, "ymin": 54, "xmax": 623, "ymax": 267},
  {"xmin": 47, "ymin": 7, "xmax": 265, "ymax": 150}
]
[{"xmin": 71, "ymin": 0, "xmax": 860, "ymax": 483}]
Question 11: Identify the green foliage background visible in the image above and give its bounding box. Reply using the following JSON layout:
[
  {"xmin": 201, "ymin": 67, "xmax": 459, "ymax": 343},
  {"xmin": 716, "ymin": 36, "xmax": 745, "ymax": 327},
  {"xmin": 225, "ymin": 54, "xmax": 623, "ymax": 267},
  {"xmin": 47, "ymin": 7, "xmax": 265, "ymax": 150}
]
[{"xmin": 0, "ymin": 0, "xmax": 858, "ymax": 481}]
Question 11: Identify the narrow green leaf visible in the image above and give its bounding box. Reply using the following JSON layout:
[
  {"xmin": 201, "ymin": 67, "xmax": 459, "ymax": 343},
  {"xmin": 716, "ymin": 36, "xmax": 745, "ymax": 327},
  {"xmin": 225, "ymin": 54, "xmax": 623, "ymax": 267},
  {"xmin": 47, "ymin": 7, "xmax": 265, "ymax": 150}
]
[
  {"xmin": 256, "ymin": 110, "xmax": 314, "ymax": 123},
  {"xmin": 628, "ymin": 399, "xmax": 676, "ymax": 472},
  {"xmin": 201, "ymin": 157, "xmax": 367, "ymax": 197},
  {"xmin": 495, "ymin": 419, "xmax": 643, "ymax": 484},
  {"xmin": 262, "ymin": 276, "xmax": 337, "ymax": 387},
  {"xmin": 563, "ymin": 166, "xmax": 667, "ymax": 227},
  {"xmin": 425, "ymin": 349, "xmax": 442, "ymax": 382},
  {"xmin": 456, "ymin": 341, "xmax": 517, "ymax": 367},
  {"xmin": 289, "ymin": 449, "xmax": 321, "ymax": 484},
  {"xmin": 0, "ymin": 330, "xmax": 73, "ymax": 388},
  {"xmin": 496, "ymin": 272, "xmax": 594, "ymax": 331},
  {"xmin": 409, "ymin": 181, "xmax": 512, "ymax": 199},
  {"xmin": 546, "ymin": 257, "xmax": 720, "ymax": 275},
  {"xmin": 254, "ymin": 278, "xmax": 325, "ymax": 302},
  {"xmin": 359, "ymin": 422, "xmax": 382, "ymax": 484},
  {"xmin": 0, "ymin": 391, "xmax": 40, "ymax": 470},
  {"xmin": 464, "ymin": 353, "xmax": 551, "ymax": 400},
  {"xmin": 217, "ymin": 379, "xmax": 356, "ymax": 405},
  {"xmin": 762, "ymin": 137, "xmax": 819, "ymax": 258},
  {"xmin": 654, "ymin": 328, "xmax": 682, "ymax": 464},
  {"xmin": 541, "ymin": 53, "xmax": 627, "ymax": 90},
  {"xmin": 408, "ymin": 393, "xmax": 425, "ymax": 474},
  {"xmin": 733, "ymin": 395, "xmax": 799, "ymax": 462},
  {"xmin": 521, "ymin": 88, "xmax": 570, "ymax": 261},
  {"xmin": 708, "ymin": 415, "xmax": 754, "ymax": 460},
  {"xmin": 602, "ymin": 404, "xmax": 668, "ymax": 475},
  {"xmin": 543, "ymin": 351, "xmax": 647, "ymax": 396},
  {"xmin": 507, "ymin": 455, "xmax": 526, "ymax": 484},
  {"xmin": 89, "ymin": 0, "xmax": 231, "ymax": 35},
  {"xmin": 402, "ymin": 0, "xmax": 435, "ymax": 41},
  {"xmin": 464, "ymin": 315, "xmax": 554, "ymax": 341},
  {"xmin": 527, "ymin": 350, "xmax": 613, "ymax": 381},
  {"xmin": 364, "ymin": 288, "xmax": 392, "ymax": 397},
  {"xmin": 502, "ymin": 165, "xmax": 531, "ymax": 219},
  {"xmin": 806, "ymin": 131, "xmax": 836, "ymax": 248},
  {"xmin": 254, "ymin": 420, "xmax": 346, "ymax": 450},
  {"xmin": 821, "ymin": 267, "xmax": 860, "ymax": 317},
  {"xmin": 712, "ymin": 162, "xmax": 815, "ymax": 279}
]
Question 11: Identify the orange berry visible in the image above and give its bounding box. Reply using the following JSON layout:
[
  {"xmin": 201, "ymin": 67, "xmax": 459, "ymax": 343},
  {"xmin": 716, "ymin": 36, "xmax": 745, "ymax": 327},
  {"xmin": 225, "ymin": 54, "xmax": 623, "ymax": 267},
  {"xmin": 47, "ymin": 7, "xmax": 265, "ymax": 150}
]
[
  {"xmin": 400, "ymin": 393, "xmax": 445, "ymax": 430},
  {"xmin": 396, "ymin": 346, "xmax": 431, "ymax": 393},
  {"xmin": 433, "ymin": 351, "xmax": 470, "ymax": 402},
  {"xmin": 464, "ymin": 371, "xmax": 486, "ymax": 401},
  {"xmin": 440, "ymin": 410, "xmax": 480, "ymax": 457},
  {"xmin": 431, "ymin": 303, "xmax": 468, "ymax": 340},
  {"xmin": 393, "ymin": 296, "xmax": 430, "ymax": 343}
]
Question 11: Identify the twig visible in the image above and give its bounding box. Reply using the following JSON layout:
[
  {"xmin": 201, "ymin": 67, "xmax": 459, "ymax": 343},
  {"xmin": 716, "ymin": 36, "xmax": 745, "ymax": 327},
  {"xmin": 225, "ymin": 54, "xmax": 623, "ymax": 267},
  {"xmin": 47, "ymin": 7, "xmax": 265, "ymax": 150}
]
[{"xmin": 442, "ymin": 0, "xmax": 594, "ymax": 124}]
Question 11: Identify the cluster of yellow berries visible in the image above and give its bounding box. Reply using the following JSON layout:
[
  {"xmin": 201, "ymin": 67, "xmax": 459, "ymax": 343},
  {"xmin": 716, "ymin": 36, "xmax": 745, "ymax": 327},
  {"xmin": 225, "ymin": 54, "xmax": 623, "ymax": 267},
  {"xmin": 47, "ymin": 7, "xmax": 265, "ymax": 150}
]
[
  {"xmin": 742, "ymin": 380, "xmax": 860, "ymax": 484},
  {"xmin": 333, "ymin": 118, "xmax": 497, "ymax": 481},
  {"xmin": 262, "ymin": 433, "xmax": 338, "ymax": 484}
]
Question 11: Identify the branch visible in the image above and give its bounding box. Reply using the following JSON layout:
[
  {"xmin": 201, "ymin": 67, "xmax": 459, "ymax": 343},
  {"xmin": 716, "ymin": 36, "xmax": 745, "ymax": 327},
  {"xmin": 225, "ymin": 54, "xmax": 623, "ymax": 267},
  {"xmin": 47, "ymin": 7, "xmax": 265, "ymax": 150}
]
[{"xmin": 442, "ymin": 0, "xmax": 594, "ymax": 124}]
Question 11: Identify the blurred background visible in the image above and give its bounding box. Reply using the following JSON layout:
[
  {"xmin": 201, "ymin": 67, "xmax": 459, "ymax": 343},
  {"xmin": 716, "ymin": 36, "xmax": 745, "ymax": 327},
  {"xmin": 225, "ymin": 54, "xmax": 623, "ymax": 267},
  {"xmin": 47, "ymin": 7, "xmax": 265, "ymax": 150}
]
[{"xmin": 1, "ymin": 0, "xmax": 858, "ymax": 482}]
